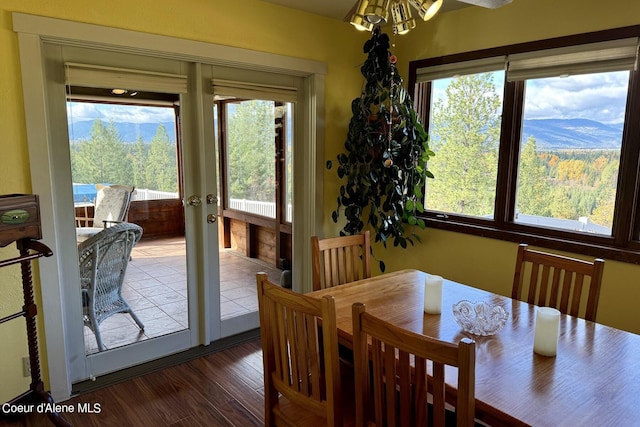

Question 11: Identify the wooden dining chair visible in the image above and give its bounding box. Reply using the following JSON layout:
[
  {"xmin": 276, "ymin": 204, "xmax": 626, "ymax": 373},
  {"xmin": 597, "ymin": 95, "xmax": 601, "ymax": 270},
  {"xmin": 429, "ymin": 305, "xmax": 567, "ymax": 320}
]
[
  {"xmin": 512, "ymin": 243, "xmax": 605, "ymax": 322},
  {"xmin": 257, "ymin": 273, "xmax": 351, "ymax": 427},
  {"xmin": 352, "ymin": 302, "xmax": 476, "ymax": 427},
  {"xmin": 311, "ymin": 230, "xmax": 371, "ymax": 291}
]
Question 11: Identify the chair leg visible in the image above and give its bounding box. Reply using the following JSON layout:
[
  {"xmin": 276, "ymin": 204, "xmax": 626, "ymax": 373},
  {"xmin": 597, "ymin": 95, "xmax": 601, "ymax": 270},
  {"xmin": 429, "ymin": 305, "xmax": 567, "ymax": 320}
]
[
  {"xmin": 93, "ymin": 323, "xmax": 106, "ymax": 352},
  {"xmin": 128, "ymin": 309, "xmax": 145, "ymax": 331}
]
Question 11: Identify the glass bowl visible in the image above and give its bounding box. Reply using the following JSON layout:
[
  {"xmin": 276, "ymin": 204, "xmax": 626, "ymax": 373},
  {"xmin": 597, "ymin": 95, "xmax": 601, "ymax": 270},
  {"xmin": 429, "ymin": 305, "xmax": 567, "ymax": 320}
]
[{"xmin": 452, "ymin": 300, "xmax": 509, "ymax": 336}]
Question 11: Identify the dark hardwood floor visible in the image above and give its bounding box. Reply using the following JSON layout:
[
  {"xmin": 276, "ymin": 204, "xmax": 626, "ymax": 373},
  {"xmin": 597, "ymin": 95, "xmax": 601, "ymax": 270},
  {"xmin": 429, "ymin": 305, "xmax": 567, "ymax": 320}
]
[{"xmin": 1, "ymin": 340, "xmax": 265, "ymax": 427}]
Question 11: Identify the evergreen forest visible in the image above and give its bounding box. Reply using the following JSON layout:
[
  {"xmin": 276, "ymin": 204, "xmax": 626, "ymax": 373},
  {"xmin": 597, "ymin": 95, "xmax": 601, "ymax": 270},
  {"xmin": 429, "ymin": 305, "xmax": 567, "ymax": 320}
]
[{"xmin": 69, "ymin": 100, "xmax": 285, "ymax": 207}]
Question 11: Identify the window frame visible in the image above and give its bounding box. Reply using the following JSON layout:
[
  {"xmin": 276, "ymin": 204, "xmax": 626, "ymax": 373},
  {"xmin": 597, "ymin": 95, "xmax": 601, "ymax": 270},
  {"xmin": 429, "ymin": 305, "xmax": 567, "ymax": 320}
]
[{"xmin": 408, "ymin": 25, "xmax": 640, "ymax": 264}]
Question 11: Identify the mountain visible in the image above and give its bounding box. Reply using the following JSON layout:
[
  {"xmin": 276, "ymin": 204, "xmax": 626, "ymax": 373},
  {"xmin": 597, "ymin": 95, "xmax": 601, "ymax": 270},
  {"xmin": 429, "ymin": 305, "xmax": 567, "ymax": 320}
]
[
  {"xmin": 67, "ymin": 118, "xmax": 623, "ymax": 150},
  {"xmin": 68, "ymin": 121, "xmax": 177, "ymax": 144},
  {"xmin": 521, "ymin": 118, "xmax": 623, "ymax": 150}
]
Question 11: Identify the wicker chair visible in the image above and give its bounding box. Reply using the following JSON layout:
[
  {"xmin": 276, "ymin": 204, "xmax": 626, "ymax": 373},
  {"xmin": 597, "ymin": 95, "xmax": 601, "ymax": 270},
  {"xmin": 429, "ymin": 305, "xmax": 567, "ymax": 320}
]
[
  {"xmin": 79, "ymin": 222, "xmax": 144, "ymax": 351},
  {"xmin": 76, "ymin": 184, "xmax": 135, "ymax": 243}
]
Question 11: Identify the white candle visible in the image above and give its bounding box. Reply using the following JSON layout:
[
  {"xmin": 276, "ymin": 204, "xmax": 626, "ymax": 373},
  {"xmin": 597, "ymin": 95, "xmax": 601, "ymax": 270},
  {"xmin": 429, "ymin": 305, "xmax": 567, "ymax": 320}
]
[
  {"xmin": 424, "ymin": 275, "xmax": 443, "ymax": 314},
  {"xmin": 533, "ymin": 307, "xmax": 561, "ymax": 357}
]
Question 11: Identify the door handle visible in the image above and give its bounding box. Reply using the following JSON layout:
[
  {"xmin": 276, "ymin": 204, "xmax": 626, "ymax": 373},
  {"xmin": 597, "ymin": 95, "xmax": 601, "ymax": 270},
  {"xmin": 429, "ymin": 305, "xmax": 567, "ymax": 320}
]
[{"xmin": 187, "ymin": 195, "xmax": 202, "ymax": 207}]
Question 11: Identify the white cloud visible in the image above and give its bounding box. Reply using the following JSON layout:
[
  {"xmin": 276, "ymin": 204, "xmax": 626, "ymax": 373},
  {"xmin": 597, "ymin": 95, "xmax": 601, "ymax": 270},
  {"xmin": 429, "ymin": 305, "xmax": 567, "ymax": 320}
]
[
  {"xmin": 523, "ymin": 71, "xmax": 629, "ymax": 124},
  {"xmin": 67, "ymin": 102, "xmax": 175, "ymax": 124}
]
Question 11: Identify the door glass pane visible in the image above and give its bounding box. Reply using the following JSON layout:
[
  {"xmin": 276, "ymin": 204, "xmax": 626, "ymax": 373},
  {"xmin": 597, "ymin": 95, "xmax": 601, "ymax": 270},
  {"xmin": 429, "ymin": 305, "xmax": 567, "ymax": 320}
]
[
  {"xmin": 216, "ymin": 98, "xmax": 287, "ymax": 322},
  {"xmin": 225, "ymin": 100, "xmax": 277, "ymax": 218},
  {"xmin": 67, "ymin": 94, "xmax": 188, "ymax": 354},
  {"xmin": 515, "ymin": 71, "xmax": 627, "ymax": 235},
  {"xmin": 426, "ymin": 71, "xmax": 504, "ymax": 219}
]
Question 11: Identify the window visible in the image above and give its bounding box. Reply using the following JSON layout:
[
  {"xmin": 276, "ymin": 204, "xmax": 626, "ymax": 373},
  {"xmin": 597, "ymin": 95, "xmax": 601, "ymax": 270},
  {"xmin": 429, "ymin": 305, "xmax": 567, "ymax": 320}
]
[
  {"xmin": 212, "ymin": 79, "xmax": 296, "ymax": 224},
  {"xmin": 66, "ymin": 92, "xmax": 180, "ymax": 205},
  {"xmin": 224, "ymin": 99, "xmax": 278, "ymax": 218},
  {"xmin": 64, "ymin": 62, "xmax": 185, "ymax": 205},
  {"xmin": 410, "ymin": 27, "xmax": 640, "ymax": 263},
  {"xmin": 426, "ymin": 70, "xmax": 504, "ymax": 219},
  {"xmin": 218, "ymin": 99, "xmax": 293, "ymax": 221},
  {"xmin": 514, "ymin": 72, "xmax": 627, "ymax": 235}
]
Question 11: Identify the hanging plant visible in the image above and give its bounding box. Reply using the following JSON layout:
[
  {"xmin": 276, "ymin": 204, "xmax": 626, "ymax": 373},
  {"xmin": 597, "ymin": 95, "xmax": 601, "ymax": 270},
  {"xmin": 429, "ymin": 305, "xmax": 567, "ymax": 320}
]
[{"xmin": 327, "ymin": 27, "xmax": 434, "ymax": 271}]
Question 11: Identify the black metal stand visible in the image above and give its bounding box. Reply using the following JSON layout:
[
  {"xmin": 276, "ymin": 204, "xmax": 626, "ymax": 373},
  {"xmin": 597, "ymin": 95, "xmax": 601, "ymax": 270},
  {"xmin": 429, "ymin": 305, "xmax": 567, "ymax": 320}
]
[{"xmin": 0, "ymin": 239, "xmax": 71, "ymax": 427}]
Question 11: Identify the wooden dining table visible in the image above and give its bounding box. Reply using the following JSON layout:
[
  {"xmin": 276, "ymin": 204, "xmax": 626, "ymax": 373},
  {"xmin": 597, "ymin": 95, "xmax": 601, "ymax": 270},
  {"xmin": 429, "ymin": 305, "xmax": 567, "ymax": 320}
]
[{"xmin": 307, "ymin": 269, "xmax": 640, "ymax": 427}]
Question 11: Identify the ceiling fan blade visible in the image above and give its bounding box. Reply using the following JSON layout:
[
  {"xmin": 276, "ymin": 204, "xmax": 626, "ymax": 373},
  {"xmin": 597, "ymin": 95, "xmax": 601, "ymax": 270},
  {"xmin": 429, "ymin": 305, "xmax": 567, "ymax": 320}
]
[{"xmin": 456, "ymin": 0, "xmax": 512, "ymax": 9}]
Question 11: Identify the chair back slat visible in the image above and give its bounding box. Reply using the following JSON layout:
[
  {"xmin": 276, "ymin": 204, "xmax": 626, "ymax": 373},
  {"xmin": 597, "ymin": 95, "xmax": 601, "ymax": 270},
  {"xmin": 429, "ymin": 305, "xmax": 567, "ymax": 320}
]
[
  {"xmin": 311, "ymin": 231, "xmax": 371, "ymax": 291},
  {"xmin": 568, "ymin": 274, "xmax": 585, "ymax": 317},
  {"xmin": 512, "ymin": 243, "xmax": 605, "ymax": 321},
  {"xmin": 549, "ymin": 268, "xmax": 562, "ymax": 307}
]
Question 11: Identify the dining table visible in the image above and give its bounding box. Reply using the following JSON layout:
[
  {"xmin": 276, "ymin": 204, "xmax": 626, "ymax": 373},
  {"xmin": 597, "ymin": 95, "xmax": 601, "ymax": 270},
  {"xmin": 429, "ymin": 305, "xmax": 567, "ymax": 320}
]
[{"xmin": 307, "ymin": 269, "xmax": 640, "ymax": 427}]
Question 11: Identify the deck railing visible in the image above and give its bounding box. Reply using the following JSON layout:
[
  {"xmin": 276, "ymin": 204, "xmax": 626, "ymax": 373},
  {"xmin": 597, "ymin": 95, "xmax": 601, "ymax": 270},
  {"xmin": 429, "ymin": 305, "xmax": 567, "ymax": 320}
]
[
  {"xmin": 132, "ymin": 189, "xmax": 179, "ymax": 201},
  {"xmin": 227, "ymin": 199, "xmax": 293, "ymax": 221},
  {"xmin": 74, "ymin": 184, "xmax": 292, "ymax": 221}
]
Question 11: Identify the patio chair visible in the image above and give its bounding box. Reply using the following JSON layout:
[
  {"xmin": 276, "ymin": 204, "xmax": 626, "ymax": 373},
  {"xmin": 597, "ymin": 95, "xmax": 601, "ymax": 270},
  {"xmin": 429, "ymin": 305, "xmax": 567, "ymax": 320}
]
[
  {"xmin": 79, "ymin": 222, "xmax": 144, "ymax": 351},
  {"xmin": 76, "ymin": 184, "xmax": 135, "ymax": 243}
]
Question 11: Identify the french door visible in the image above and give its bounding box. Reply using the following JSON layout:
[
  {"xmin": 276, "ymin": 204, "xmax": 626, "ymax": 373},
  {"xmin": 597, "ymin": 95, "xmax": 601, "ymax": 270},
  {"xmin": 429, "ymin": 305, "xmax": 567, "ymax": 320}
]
[
  {"xmin": 42, "ymin": 48, "xmax": 305, "ymax": 381},
  {"xmin": 207, "ymin": 67, "xmax": 300, "ymax": 338}
]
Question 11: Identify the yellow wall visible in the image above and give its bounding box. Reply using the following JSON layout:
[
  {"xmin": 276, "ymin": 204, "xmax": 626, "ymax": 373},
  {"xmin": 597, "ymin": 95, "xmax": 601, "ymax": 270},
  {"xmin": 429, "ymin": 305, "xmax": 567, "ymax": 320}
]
[
  {"xmin": 2, "ymin": 0, "xmax": 640, "ymax": 404},
  {"xmin": 350, "ymin": 0, "xmax": 640, "ymax": 335}
]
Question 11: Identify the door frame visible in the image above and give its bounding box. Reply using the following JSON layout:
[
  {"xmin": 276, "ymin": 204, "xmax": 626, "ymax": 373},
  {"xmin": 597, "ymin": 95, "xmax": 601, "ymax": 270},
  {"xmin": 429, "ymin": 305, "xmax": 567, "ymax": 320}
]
[{"xmin": 14, "ymin": 12, "xmax": 325, "ymax": 402}]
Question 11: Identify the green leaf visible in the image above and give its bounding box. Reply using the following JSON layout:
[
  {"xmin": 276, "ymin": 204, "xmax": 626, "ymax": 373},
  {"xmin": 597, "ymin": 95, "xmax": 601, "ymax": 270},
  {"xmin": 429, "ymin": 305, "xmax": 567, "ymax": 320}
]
[
  {"xmin": 379, "ymin": 260, "xmax": 386, "ymax": 273},
  {"xmin": 326, "ymin": 160, "xmax": 332, "ymax": 169}
]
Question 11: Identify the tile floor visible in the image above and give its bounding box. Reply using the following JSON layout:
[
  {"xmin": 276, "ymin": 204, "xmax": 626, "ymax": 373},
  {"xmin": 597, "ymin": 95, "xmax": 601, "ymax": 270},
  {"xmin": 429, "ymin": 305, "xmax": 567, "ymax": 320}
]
[{"xmin": 84, "ymin": 236, "xmax": 281, "ymax": 354}]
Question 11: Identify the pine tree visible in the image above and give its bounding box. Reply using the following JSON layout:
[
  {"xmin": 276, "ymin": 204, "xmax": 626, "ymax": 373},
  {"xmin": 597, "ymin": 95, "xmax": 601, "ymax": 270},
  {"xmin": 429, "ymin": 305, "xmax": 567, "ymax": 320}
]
[
  {"xmin": 428, "ymin": 73, "xmax": 500, "ymax": 217},
  {"xmin": 226, "ymin": 100, "xmax": 276, "ymax": 202},
  {"xmin": 517, "ymin": 136, "xmax": 551, "ymax": 216},
  {"xmin": 330, "ymin": 28, "xmax": 433, "ymax": 270},
  {"xmin": 72, "ymin": 119, "xmax": 132, "ymax": 185},
  {"xmin": 146, "ymin": 124, "xmax": 177, "ymax": 192},
  {"xmin": 130, "ymin": 135, "xmax": 149, "ymax": 190}
]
